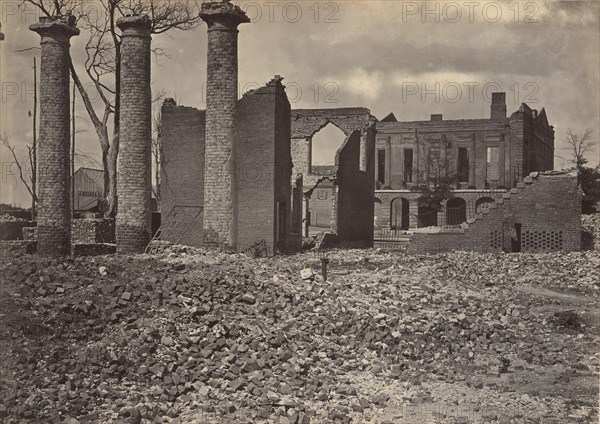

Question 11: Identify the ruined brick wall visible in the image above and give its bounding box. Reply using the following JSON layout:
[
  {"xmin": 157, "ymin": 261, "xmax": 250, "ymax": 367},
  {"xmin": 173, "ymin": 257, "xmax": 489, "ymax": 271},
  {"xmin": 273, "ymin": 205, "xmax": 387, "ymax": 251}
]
[
  {"xmin": 290, "ymin": 108, "xmax": 376, "ymax": 238},
  {"xmin": 0, "ymin": 220, "xmax": 36, "ymax": 241},
  {"xmin": 516, "ymin": 104, "xmax": 555, "ymax": 174},
  {"xmin": 71, "ymin": 219, "xmax": 115, "ymax": 244},
  {"xmin": 30, "ymin": 17, "xmax": 79, "ymax": 255},
  {"xmin": 201, "ymin": 1, "xmax": 249, "ymax": 247},
  {"xmin": 407, "ymin": 228, "xmax": 479, "ymax": 253},
  {"xmin": 234, "ymin": 78, "xmax": 297, "ymax": 252},
  {"xmin": 160, "ymin": 100, "xmax": 205, "ymax": 247},
  {"xmin": 291, "ymin": 108, "xmax": 376, "ymax": 181},
  {"xmin": 116, "ymin": 16, "xmax": 152, "ymax": 253},
  {"xmin": 292, "ymin": 108, "xmax": 375, "ymax": 138},
  {"xmin": 291, "ymin": 138, "xmax": 310, "ymax": 176},
  {"xmin": 307, "ymin": 180, "xmax": 335, "ymax": 228},
  {"xmin": 273, "ymin": 80, "xmax": 294, "ymax": 251},
  {"xmin": 234, "ymin": 85, "xmax": 275, "ymax": 250},
  {"xmin": 408, "ymin": 172, "xmax": 581, "ymax": 253},
  {"xmin": 336, "ymin": 127, "xmax": 376, "ymax": 247}
]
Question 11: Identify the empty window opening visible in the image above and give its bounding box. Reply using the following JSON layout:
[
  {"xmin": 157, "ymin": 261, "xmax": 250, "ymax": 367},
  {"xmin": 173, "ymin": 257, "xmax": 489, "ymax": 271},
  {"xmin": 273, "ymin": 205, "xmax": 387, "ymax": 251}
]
[
  {"xmin": 486, "ymin": 146, "xmax": 500, "ymax": 185},
  {"xmin": 429, "ymin": 147, "xmax": 441, "ymax": 179},
  {"xmin": 403, "ymin": 148, "xmax": 413, "ymax": 183},
  {"xmin": 391, "ymin": 197, "xmax": 410, "ymax": 230},
  {"xmin": 311, "ymin": 123, "xmax": 346, "ymax": 175},
  {"xmin": 458, "ymin": 147, "xmax": 469, "ymax": 183},
  {"xmin": 377, "ymin": 149, "xmax": 386, "ymax": 185},
  {"xmin": 446, "ymin": 197, "xmax": 466, "ymax": 225}
]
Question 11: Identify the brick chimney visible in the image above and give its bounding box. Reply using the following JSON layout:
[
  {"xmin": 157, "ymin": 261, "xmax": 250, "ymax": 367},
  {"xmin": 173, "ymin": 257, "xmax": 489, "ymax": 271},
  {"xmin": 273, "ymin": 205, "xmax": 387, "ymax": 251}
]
[
  {"xmin": 491, "ymin": 92, "xmax": 506, "ymax": 120},
  {"xmin": 115, "ymin": 15, "xmax": 152, "ymax": 253},
  {"xmin": 201, "ymin": 0, "xmax": 249, "ymax": 248},
  {"xmin": 30, "ymin": 15, "xmax": 79, "ymax": 255}
]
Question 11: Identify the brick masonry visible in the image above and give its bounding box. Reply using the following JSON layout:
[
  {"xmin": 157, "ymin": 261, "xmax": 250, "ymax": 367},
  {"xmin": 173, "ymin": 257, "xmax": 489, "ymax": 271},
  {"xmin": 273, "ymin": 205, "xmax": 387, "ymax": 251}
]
[
  {"xmin": 71, "ymin": 219, "xmax": 115, "ymax": 244},
  {"xmin": 116, "ymin": 15, "xmax": 152, "ymax": 253},
  {"xmin": 201, "ymin": 1, "xmax": 249, "ymax": 247},
  {"xmin": 407, "ymin": 171, "xmax": 581, "ymax": 253},
  {"xmin": 30, "ymin": 16, "xmax": 79, "ymax": 255},
  {"xmin": 160, "ymin": 100, "xmax": 205, "ymax": 247},
  {"xmin": 234, "ymin": 77, "xmax": 299, "ymax": 253},
  {"xmin": 0, "ymin": 220, "xmax": 36, "ymax": 241},
  {"xmin": 336, "ymin": 127, "xmax": 376, "ymax": 247}
]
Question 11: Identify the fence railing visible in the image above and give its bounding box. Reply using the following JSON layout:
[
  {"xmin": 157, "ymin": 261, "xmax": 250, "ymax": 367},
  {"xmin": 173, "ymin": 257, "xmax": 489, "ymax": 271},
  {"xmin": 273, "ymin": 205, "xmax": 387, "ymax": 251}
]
[{"xmin": 373, "ymin": 228, "xmax": 412, "ymax": 249}]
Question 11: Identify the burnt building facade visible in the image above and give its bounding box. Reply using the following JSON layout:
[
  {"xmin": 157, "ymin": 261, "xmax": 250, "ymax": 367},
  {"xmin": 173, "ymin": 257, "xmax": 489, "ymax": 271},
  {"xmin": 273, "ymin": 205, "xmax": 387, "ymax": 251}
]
[{"xmin": 374, "ymin": 93, "xmax": 555, "ymax": 229}]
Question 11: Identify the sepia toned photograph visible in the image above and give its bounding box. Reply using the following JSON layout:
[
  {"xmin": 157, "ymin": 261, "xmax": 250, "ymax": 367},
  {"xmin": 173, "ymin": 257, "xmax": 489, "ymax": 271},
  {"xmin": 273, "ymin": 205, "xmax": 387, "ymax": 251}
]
[{"xmin": 0, "ymin": 0, "xmax": 599, "ymax": 422}]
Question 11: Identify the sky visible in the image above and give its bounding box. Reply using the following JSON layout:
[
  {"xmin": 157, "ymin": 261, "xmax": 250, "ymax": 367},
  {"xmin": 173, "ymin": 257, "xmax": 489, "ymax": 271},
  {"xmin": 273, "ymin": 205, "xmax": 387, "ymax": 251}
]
[{"xmin": 1, "ymin": 0, "xmax": 599, "ymax": 207}]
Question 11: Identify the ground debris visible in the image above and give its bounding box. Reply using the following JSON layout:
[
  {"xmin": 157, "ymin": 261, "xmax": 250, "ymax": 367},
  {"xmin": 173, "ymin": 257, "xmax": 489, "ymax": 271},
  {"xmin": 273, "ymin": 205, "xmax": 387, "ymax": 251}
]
[{"xmin": 0, "ymin": 241, "xmax": 598, "ymax": 423}]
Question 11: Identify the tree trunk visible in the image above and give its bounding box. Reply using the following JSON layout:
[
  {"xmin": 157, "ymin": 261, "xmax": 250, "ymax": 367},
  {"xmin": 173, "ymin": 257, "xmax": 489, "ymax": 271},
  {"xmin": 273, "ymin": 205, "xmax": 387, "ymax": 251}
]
[
  {"xmin": 106, "ymin": 133, "xmax": 119, "ymax": 218},
  {"xmin": 101, "ymin": 144, "xmax": 110, "ymax": 212}
]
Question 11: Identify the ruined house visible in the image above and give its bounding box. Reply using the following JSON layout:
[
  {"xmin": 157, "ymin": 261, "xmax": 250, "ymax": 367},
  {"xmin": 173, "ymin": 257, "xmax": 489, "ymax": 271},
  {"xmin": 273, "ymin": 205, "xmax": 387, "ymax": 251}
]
[{"xmin": 374, "ymin": 93, "xmax": 556, "ymax": 230}]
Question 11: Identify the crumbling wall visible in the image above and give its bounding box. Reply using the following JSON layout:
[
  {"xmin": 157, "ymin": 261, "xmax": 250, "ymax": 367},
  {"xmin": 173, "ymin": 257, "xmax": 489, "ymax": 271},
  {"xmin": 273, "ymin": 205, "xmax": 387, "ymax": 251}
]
[
  {"xmin": 307, "ymin": 179, "xmax": 335, "ymax": 229},
  {"xmin": 71, "ymin": 219, "xmax": 115, "ymax": 244},
  {"xmin": 290, "ymin": 108, "xmax": 377, "ymax": 241},
  {"xmin": 291, "ymin": 108, "xmax": 375, "ymax": 177},
  {"xmin": 292, "ymin": 108, "xmax": 375, "ymax": 139},
  {"xmin": 234, "ymin": 77, "xmax": 298, "ymax": 253},
  {"xmin": 0, "ymin": 220, "xmax": 36, "ymax": 241},
  {"xmin": 408, "ymin": 171, "xmax": 581, "ymax": 253},
  {"xmin": 160, "ymin": 100, "xmax": 205, "ymax": 247},
  {"xmin": 336, "ymin": 127, "xmax": 376, "ymax": 247}
]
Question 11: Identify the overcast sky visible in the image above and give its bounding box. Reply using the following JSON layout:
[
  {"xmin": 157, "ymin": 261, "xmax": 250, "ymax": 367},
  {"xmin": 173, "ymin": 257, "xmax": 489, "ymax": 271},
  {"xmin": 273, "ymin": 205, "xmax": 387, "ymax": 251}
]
[{"xmin": 1, "ymin": 0, "xmax": 599, "ymax": 207}]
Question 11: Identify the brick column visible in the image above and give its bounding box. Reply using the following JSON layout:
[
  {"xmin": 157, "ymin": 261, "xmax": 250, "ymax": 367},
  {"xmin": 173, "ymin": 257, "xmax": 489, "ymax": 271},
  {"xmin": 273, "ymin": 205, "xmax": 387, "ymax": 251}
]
[
  {"xmin": 30, "ymin": 15, "xmax": 79, "ymax": 255},
  {"xmin": 116, "ymin": 15, "xmax": 152, "ymax": 253},
  {"xmin": 201, "ymin": 0, "xmax": 249, "ymax": 248}
]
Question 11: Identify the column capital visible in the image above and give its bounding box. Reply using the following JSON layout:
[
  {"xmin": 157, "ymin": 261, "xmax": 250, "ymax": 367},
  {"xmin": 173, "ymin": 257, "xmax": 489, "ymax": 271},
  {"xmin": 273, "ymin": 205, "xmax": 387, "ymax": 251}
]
[
  {"xmin": 201, "ymin": 0, "xmax": 250, "ymax": 30},
  {"xmin": 117, "ymin": 14, "xmax": 152, "ymax": 38},
  {"xmin": 30, "ymin": 15, "xmax": 79, "ymax": 41}
]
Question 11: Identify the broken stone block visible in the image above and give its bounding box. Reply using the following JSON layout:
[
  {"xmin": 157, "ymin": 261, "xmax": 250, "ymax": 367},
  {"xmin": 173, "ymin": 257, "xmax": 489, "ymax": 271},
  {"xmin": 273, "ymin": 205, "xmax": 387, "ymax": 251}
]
[{"xmin": 300, "ymin": 268, "xmax": 314, "ymax": 280}]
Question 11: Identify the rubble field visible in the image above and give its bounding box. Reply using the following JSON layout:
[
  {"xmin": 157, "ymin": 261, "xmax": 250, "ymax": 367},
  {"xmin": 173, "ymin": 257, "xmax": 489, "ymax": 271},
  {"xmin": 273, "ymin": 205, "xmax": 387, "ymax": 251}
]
[{"xmin": 1, "ymin": 220, "xmax": 599, "ymax": 423}]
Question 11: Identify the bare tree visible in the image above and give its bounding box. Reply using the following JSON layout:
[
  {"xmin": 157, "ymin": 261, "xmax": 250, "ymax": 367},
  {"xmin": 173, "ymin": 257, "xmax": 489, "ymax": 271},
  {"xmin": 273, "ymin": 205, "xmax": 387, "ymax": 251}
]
[
  {"xmin": 563, "ymin": 129, "xmax": 596, "ymax": 169},
  {"xmin": 23, "ymin": 0, "xmax": 202, "ymax": 217},
  {"xmin": 1, "ymin": 134, "xmax": 37, "ymax": 218},
  {"xmin": 151, "ymin": 89, "xmax": 166, "ymax": 204}
]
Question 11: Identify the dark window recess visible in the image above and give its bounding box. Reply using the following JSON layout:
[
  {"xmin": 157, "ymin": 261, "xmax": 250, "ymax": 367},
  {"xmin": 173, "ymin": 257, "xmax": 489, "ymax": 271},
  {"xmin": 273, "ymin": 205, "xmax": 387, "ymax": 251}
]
[
  {"xmin": 458, "ymin": 147, "xmax": 469, "ymax": 183},
  {"xmin": 403, "ymin": 148, "xmax": 413, "ymax": 183},
  {"xmin": 429, "ymin": 147, "xmax": 441, "ymax": 178},
  {"xmin": 377, "ymin": 149, "xmax": 386, "ymax": 185}
]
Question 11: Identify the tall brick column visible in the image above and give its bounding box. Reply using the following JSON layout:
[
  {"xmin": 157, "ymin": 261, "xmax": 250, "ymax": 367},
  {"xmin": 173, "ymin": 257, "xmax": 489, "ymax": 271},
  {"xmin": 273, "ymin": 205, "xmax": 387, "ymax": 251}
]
[
  {"xmin": 30, "ymin": 16, "xmax": 79, "ymax": 255},
  {"xmin": 116, "ymin": 15, "xmax": 152, "ymax": 253},
  {"xmin": 201, "ymin": 0, "xmax": 249, "ymax": 248}
]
